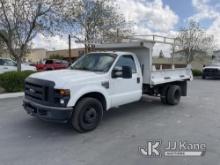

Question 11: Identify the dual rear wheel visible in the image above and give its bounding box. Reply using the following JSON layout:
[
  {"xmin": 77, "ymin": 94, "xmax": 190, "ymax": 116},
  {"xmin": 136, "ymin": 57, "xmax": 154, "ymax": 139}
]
[{"xmin": 160, "ymin": 85, "xmax": 182, "ymax": 105}]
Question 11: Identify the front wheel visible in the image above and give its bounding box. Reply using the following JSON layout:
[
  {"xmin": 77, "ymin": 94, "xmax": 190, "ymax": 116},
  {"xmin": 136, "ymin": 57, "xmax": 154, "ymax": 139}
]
[{"xmin": 72, "ymin": 97, "xmax": 103, "ymax": 133}]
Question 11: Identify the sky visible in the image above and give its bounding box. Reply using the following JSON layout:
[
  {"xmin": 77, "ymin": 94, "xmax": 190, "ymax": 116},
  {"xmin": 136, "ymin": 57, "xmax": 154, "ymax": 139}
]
[{"xmin": 32, "ymin": 0, "xmax": 220, "ymax": 54}]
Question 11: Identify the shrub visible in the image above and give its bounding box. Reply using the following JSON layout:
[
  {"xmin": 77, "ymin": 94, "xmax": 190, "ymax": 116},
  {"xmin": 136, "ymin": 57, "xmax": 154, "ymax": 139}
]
[
  {"xmin": 49, "ymin": 54, "xmax": 65, "ymax": 60},
  {"xmin": 192, "ymin": 69, "xmax": 202, "ymax": 77},
  {"xmin": 0, "ymin": 71, "xmax": 35, "ymax": 92}
]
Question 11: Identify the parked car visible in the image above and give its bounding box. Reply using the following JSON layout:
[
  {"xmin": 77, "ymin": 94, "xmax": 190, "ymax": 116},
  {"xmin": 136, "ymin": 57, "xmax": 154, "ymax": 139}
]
[
  {"xmin": 35, "ymin": 59, "xmax": 69, "ymax": 71},
  {"xmin": 0, "ymin": 58, "xmax": 36, "ymax": 74},
  {"xmin": 23, "ymin": 40, "xmax": 193, "ymax": 133},
  {"xmin": 202, "ymin": 63, "xmax": 220, "ymax": 79}
]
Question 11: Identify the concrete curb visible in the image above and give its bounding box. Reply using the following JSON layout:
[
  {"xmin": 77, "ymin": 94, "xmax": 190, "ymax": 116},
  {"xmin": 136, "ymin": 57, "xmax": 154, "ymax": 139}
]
[{"xmin": 0, "ymin": 92, "xmax": 24, "ymax": 99}]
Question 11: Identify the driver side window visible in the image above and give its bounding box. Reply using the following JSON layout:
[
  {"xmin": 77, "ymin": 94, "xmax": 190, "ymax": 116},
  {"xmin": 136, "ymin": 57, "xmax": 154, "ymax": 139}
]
[
  {"xmin": 114, "ymin": 55, "xmax": 137, "ymax": 73},
  {"xmin": 0, "ymin": 59, "xmax": 4, "ymax": 65}
]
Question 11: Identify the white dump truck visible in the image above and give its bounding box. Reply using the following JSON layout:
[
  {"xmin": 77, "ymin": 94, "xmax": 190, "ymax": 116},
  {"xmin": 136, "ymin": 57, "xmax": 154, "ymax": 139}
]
[{"xmin": 23, "ymin": 37, "xmax": 193, "ymax": 132}]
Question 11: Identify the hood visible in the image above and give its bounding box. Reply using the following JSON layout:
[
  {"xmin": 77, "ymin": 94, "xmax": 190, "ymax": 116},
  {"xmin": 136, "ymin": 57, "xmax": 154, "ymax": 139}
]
[
  {"xmin": 30, "ymin": 69, "xmax": 105, "ymax": 86},
  {"xmin": 203, "ymin": 66, "xmax": 220, "ymax": 70}
]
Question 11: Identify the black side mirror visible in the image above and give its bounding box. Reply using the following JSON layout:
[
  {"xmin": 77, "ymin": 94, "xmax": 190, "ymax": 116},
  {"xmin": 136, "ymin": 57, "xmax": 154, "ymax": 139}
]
[{"xmin": 112, "ymin": 66, "xmax": 132, "ymax": 79}]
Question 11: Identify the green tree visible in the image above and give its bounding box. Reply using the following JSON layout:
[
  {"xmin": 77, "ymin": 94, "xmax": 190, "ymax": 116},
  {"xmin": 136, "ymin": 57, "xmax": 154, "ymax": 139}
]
[
  {"xmin": 49, "ymin": 54, "xmax": 65, "ymax": 60},
  {"xmin": 64, "ymin": 0, "xmax": 131, "ymax": 53},
  {"xmin": 0, "ymin": 37, "xmax": 5, "ymax": 57},
  {"xmin": 176, "ymin": 20, "xmax": 215, "ymax": 64},
  {"xmin": 0, "ymin": 0, "xmax": 65, "ymax": 71}
]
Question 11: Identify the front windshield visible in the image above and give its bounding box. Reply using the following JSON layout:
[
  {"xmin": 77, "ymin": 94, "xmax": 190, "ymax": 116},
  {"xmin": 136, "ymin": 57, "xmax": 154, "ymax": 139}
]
[
  {"xmin": 71, "ymin": 53, "xmax": 116, "ymax": 72},
  {"xmin": 207, "ymin": 63, "xmax": 220, "ymax": 67}
]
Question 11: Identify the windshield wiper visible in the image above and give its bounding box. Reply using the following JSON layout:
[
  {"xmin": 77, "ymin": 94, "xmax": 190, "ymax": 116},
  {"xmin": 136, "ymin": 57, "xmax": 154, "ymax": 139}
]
[
  {"xmin": 89, "ymin": 69, "xmax": 104, "ymax": 72},
  {"xmin": 72, "ymin": 67, "xmax": 92, "ymax": 71}
]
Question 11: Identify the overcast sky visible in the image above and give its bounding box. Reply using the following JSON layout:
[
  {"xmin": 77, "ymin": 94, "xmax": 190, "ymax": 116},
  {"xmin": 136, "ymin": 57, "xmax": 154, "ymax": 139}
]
[{"xmin": 32, "ymin": 0, "xmax": 220, "ymax": 54}]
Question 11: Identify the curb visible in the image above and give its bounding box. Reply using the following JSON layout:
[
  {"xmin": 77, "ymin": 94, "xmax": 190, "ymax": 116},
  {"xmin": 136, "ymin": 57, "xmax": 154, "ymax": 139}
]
[{"xmin": 0, "ymin": 92, "xmax": 24, "ymax": 99}]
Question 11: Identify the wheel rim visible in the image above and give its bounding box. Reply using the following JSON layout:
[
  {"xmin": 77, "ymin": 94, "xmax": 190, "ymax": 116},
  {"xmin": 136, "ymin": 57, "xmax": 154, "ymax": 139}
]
[{"xmin": 83, "ymin": 107, "xmax": 98, "ymax": 124}]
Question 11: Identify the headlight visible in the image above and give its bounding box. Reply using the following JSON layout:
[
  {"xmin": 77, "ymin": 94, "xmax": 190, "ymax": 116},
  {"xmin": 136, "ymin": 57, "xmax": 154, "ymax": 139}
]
[{"xmin": 55, "ymin": 89, "xmax": 70, "ymax": 97}]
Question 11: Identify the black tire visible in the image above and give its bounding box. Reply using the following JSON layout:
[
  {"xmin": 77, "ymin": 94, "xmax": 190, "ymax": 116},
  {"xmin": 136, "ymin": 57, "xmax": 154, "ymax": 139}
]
[
  {"xmin": 202, "ymin": 74, "xmax": 206, "ymax": 79},
  {"xmin": 160, "ymin": 85, "xmax": 169, "ymax": 104},
  {"xmin": 72, "ymin": 97, "xmax": 103, "ymax": 133},
  {"xmin": 167, "ymin": 85, "xmax": 182, "ymax": 105}
]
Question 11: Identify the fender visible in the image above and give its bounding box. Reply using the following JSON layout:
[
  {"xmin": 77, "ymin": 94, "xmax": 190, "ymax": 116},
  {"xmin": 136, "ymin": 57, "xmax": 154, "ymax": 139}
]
[{"xmin": 67, "ymin": 85, "xmax": 110, "ymax": 110}]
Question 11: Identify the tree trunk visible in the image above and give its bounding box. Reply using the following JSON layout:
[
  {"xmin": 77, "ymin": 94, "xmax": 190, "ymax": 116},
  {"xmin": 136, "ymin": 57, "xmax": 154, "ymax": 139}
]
[
  {"xmin": 16, "ymin": 57, "xmax": 22, "ymax": 72},
  {"xmin": 84, "ymin": 43, "xmax": 89, "ymax": 54}
]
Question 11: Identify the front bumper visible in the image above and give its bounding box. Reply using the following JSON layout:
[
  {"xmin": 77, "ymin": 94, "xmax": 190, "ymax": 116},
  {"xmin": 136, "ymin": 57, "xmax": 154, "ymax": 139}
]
[
  {"xmin": 23, "ymin": 98, "xmax": 72, "ymax": 123},
  {"xmin": 203, "ymin": 71, "xmax": 220, "ymax": 78}
]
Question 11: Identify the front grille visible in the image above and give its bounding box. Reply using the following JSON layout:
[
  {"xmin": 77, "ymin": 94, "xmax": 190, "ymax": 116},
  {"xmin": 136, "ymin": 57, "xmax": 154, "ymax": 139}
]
[
  {"xmin": 24, "ymin": 77, "xmax": 70, "ymax": 107},
  {"xmin": 204, "ymin": 68, "xmax": 218, "ymax": 73},
  {"xmin": 24, "ymin": 78, "xmax": 55, "ymax": 106},
  {"xmin": 25, "ymin": 82, "xmax": 45, "ymax": 101},
  {"xmin": 204, "ymin": 68, "xmax": 220, "ymax": 76}
]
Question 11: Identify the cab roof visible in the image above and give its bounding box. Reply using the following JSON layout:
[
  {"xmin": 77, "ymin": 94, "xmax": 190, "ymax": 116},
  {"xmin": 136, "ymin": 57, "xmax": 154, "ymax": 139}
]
[{"xmin": 89, "ymin": 51, "xmax": 135, "ymax": 56}]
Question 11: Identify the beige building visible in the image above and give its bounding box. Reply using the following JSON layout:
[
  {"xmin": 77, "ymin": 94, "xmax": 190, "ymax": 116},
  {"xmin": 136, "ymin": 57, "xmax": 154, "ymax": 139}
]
[
  {"xmin": 153, "ymin": 55, "xmax": 212, "ymax": 70},
  {"xmin": 46, "ymin": 48, "xmax": 85, "ymax": 61},
  {"xmin": 1, "ymin": 48, "xmax": 85, "ymax": 63},
  {"xmin": 1, "ymin": 47, "xmax": 213, "ymax": 69},
  {"xmin": 24, "ymin": 48, "xmax": 47, "ymax": 63},
  {"xmin": 0, "ymin": 48, "xmax": 47, "ymax": 63}
]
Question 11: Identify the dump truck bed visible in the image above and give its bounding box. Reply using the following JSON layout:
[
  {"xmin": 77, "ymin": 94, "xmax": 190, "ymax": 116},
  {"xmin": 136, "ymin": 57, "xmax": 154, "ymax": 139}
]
[
  {"xmin": 94, "ymin": 40, "xmax": 193, "ymax": 85},
  {"xmin": 151, "ymin": 68, "xmax": 192, "ymax": 85}
]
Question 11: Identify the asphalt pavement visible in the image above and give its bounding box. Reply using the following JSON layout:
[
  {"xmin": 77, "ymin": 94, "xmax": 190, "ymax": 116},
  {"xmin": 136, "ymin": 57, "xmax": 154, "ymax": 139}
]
[{"xmin": 0, "ymin": 79, "xmax": 220, "ymax": 165}]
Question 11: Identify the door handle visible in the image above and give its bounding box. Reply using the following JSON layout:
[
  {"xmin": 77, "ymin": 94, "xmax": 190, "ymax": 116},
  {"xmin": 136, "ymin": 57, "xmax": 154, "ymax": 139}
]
[
  {"xmin": 3, "ymin": 67, "xmax": 8, "ymax": 69},
  {"xmin": 137, "ymin": 77, "xmax": 140, "ymax": 84}
]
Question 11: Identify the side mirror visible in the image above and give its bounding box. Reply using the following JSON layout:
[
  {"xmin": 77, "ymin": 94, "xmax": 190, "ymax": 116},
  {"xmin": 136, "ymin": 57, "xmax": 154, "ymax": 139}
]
[{"xmin": 112, "ymin": 66, "xmax": 132, "ymax": 79}]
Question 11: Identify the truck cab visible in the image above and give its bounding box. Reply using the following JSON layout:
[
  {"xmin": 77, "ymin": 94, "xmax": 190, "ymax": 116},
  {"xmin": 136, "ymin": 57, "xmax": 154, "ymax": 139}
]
[
  {"xmin": 23, "ymin": 41, "xmax": 193, "ymax": 133},
  {"xmin": 202, "ymin": 63, "xmax": 220, "ymax": 79}
]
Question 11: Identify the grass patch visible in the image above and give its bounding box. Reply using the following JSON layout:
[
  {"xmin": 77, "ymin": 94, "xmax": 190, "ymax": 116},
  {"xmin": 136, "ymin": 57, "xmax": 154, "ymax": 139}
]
[
  {"xmin": 192, "ymin": 69, "xmax": 202, "ymax": 77},
  {"xmin": 0, "ymin": 71, "xmax": 35, "ymax": 93}
]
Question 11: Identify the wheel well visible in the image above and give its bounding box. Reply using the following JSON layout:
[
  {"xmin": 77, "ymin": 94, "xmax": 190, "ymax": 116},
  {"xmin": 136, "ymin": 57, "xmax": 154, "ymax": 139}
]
[
  {"xmin": 143, "ymin": 81, "xmax": 187, "ymax": 96},
  {"xmin": 77, "ymin": 92, "xmax": 107, "ymax": 111},
  {"xmin": 159, "ymin": 81, "xmax": 187, "ymax": 96}
]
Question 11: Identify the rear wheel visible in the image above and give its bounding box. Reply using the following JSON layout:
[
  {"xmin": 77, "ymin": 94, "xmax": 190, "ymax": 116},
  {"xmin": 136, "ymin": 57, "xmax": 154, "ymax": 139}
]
[
  {"xmin": 160, "ymin": 85, "xmax": 169, "ymax": 104},
  {"xmin": 72, "ymin": 97, "xmax": 103, "ymax": 133},
  {"xmin": 167, "ymin": 85, "xmax": 182, "ymax": 105}
]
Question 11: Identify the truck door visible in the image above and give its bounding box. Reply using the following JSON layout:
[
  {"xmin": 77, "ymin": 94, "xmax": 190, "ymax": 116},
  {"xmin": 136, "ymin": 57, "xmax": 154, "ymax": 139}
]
[{"xmin": 110, "ymin": 55, "xmax": 142, "ymax": 107}]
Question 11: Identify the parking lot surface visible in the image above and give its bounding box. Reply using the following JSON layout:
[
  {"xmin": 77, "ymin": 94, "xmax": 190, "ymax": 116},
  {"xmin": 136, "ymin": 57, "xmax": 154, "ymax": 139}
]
[{"xmin": 0, "ymin": 79, "xmax": 220, "ymax": 165}]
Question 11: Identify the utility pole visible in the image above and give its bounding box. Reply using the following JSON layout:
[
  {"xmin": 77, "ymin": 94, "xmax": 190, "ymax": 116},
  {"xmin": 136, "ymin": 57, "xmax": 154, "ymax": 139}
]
[
  {"xmin": 116, "ymin": 28, "xmax": 119, "ymax": 42},
  {"xmin": 68, "ymin": 34, "xmax": 71, "ymax": 62}
]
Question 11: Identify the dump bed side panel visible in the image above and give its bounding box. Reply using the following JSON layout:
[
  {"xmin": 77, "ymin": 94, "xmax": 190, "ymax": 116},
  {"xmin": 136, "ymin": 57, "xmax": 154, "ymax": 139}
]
[{"xmin": 151, "ymin": 68, "xmax": 193, "ymax": 85}]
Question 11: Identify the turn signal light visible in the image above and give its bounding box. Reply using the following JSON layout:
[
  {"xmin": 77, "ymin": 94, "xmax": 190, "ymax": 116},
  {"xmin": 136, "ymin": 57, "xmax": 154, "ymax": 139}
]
[{"xmin": 56, "ymin": 89, "xmax": 70, "ymax": 96}]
